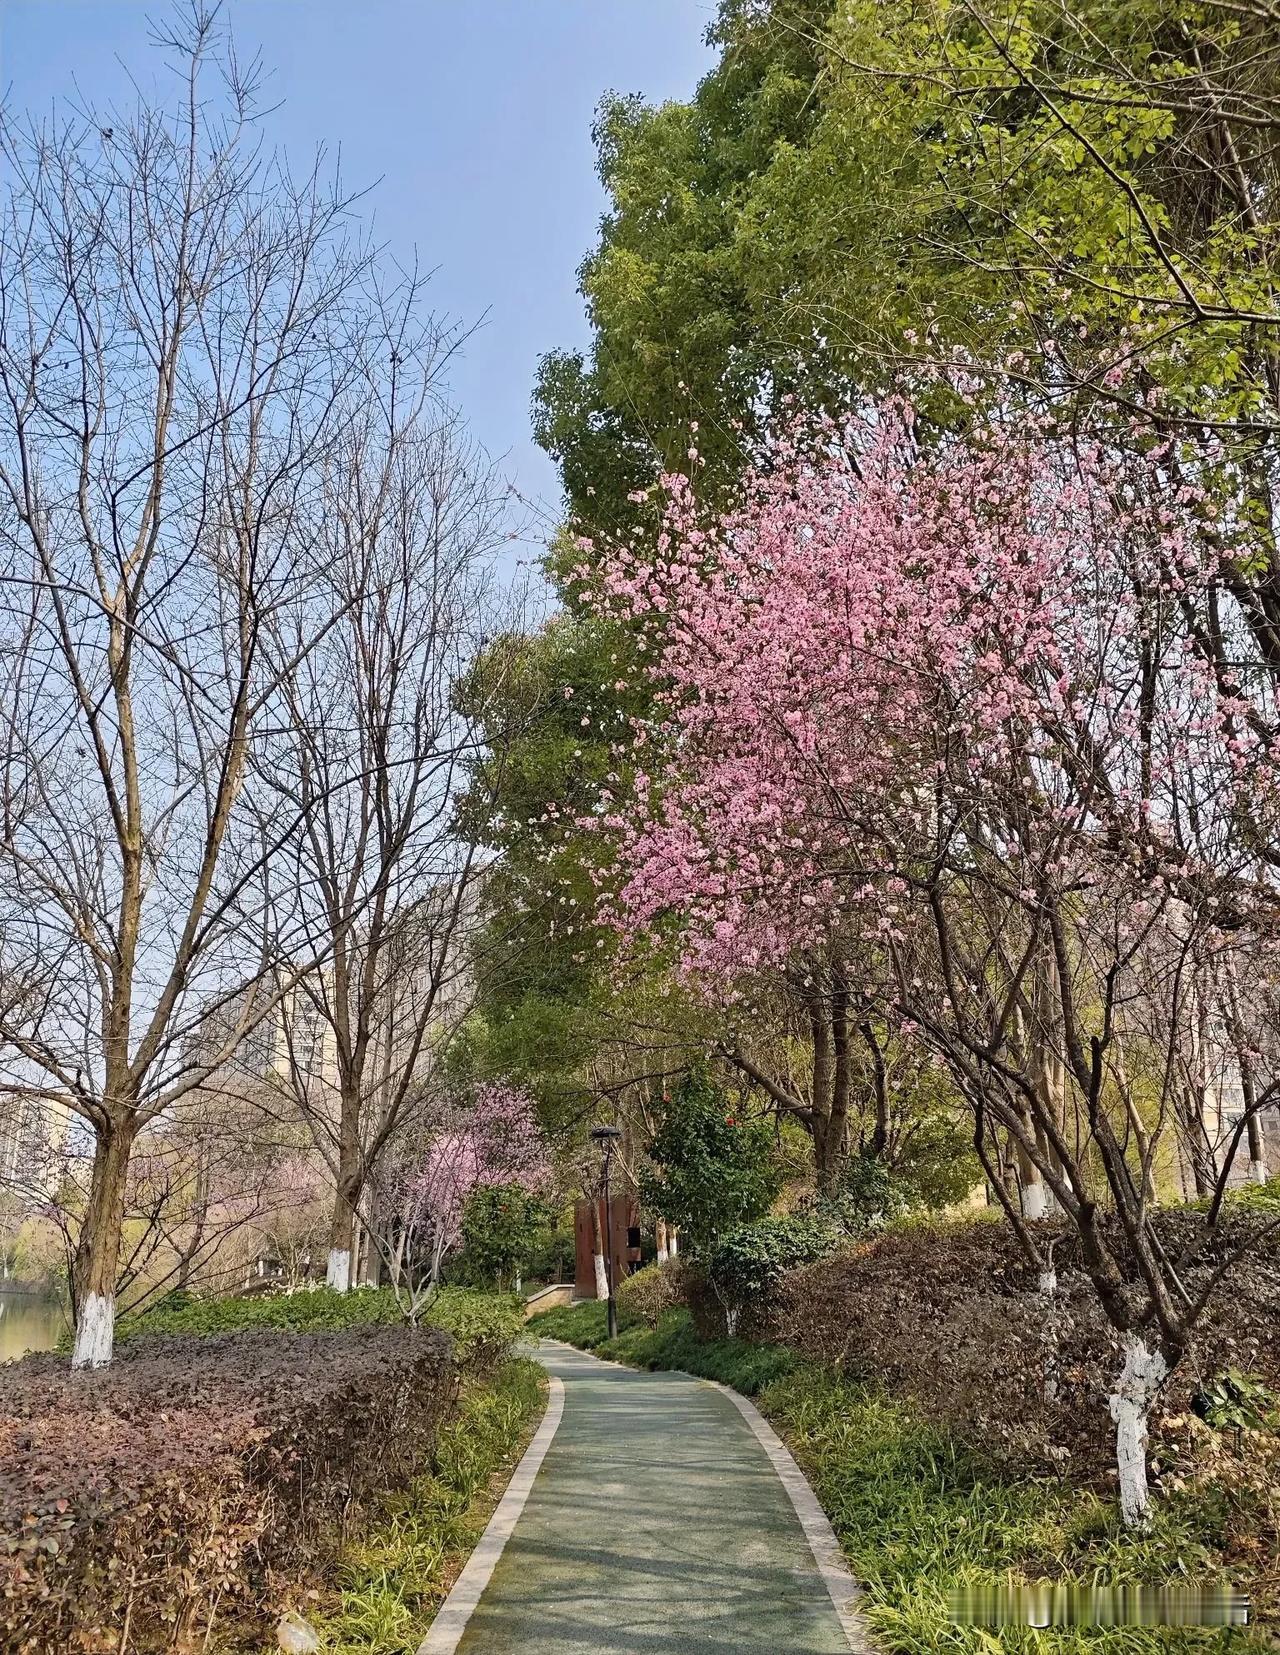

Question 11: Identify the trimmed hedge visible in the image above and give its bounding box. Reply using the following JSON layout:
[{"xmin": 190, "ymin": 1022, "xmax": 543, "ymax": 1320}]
[
  {"xmin": 0, "ymin": 1325, "xmax": 456, "ymax": 1653},
  {"xmin": 113, "ymin": 1283, "xmax": 402, "ymax": 1341},
  {"xmin": 761, "ymin": 1209, "xmax": 1280, "ymax": 1480}
]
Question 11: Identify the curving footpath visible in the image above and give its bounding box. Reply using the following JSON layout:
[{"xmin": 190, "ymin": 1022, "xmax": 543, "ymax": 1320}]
[{"xmin": 419, "ymin": 1339, "xmax": 872, "ymax": 1655}]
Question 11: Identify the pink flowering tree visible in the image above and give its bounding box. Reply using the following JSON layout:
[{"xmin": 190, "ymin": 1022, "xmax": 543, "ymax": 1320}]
[
  {"xmin": 576, "ymin": 403, "xmax": 1280, "ymax": 1525},
  {"xmin": 376, "ymin": 1082, "xmax": 550, "ymax": 1321}
]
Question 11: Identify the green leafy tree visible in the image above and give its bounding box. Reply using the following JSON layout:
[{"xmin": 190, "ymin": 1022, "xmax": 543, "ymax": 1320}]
[
  {"xmin": 641, "ymin": 1072, "xmax": 781, "ymax": 1254},
  {"xmin": 460, "ymin": 1185, "xmax": 551, "ymax": 1292},
  {"xmin": 451, "ymin": 617, "xmax": 631, "ymax": 1117},
  {"xmin": 536, "ymin": 0, "xmax": 1280, "ymax": 573},
  {"xmin": 452, "ymin": 614, "xmax": 716, "ymax": 1132},
  {"xmin": 533, "ymin": 1, "xmax": 834, "ymax": 539}
]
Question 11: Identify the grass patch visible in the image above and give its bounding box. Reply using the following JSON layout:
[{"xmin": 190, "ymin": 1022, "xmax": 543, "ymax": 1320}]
[
  {"xmin": 531, "ymin": 1297, "xmax": 795, "ymax": 1392},
  {"xmin": 530, "ymin": 1304, "xmax": 1265, "ymax": 1653},
  {"xmin": 112, "ymin": 1285, "xmax": 522, "ymax": 1372},
  {"xmin": 524, "ymin": 1297, "xmax": 610, "ymax": 1348},
  {"xmin": 117, "ymin": 1284, "xmax": 402, "ymax": 1341},
  {"xmin": 316, "ymin": 1357, "xmax": 545, "ymax": 1654}
]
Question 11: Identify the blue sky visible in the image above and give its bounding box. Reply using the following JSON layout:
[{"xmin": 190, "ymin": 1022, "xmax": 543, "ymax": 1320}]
[{"xmin": 0, "ymin": 2, "xmax": 714, "ymax": 531}]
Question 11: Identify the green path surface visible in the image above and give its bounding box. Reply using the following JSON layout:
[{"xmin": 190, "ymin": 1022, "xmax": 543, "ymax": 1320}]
[{"xmin": 455, "ymin": 1341, "xmax": 856, "ymax": 1654}]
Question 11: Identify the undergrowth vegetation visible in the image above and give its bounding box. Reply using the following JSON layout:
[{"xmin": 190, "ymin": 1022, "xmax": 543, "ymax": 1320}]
[
  {"xmin": 112, "ymin": 1285, "xmax": 522, "ymax": 1373},
  {"xmin": 531, "ymin": 1303, "xmax": 1275, "ymax": 1652},
  {"xmin": 315, "ymin": 1359, "xmax": 544, "ymax": 1654}
]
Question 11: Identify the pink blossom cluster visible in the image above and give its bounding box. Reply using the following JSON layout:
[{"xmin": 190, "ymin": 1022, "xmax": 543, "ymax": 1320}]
[
  {"xmin": 403, "ymin": 1082, "xmax": 550, "ymax": 1256},
  {"xmin": 573, "ymin": 403, "xmax": 1280, "ymax": 982}
]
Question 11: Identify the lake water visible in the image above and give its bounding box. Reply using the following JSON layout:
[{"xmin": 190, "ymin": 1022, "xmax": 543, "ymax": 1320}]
[{"xmin": 0, "ymin": 1290, "xmax": 66, "ymax": 1361}]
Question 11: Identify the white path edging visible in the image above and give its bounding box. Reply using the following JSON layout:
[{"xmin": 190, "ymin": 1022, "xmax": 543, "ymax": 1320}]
[
  {"xmin": 705, "ymin": 1378, "xmax": 876, "ymax": 1654},
  {"xmin": 416, "ymin": 1374, "xmax": 566, "ymax": 1655}
]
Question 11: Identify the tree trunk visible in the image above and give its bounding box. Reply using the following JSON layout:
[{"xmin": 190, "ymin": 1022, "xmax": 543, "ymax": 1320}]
[
  {"xmin": 809, "ymin": 980, "xmax": 840, "ymax": 1193},
  {"xmin": 590, "ymin": 1199, "xmax": 608, "ymax": 1299},
  {"xmin": 1020, "ymin": 1154, "xmax": 1050, "ymax": 1221},
  {"xmin": 1244, "ymin": 1058, "xmax": 1268, "ymax": 1185},
  {"xmin": 1181, "ymin": 1113, "xmax": 1217, "ymax": 1200},
  {"xmin": 1224, "ymin": 962, "xmax": 1268, "ymax": 1186},
  {"xmin": 327, "ymin": 1078, "xmax": 362, "ymax": 1291},
  {"xmin": 1182, "ymin": 975, "xmax": 1217, "ymax": 1199},
  {"xmin": 360, "ymin": 1228, "xmax": 381, "ymax": 1286},
  {"xmin": 176, "ymin": 1151, "xmax": 210, "ymax": 1292},
  {"xmin": 72, "ymin": 1117, "xmax": 137, "ymax": 1369},
  {"xmin": 859, "ymin": 1019, "xmax": 889, "ymax": 1159},
  {"xmin": 668, "ymin": 1226, "xmax": 679, "ymax": 1258},
  {"xmin": 327, "ymin": 1185, "xmax": 356, "ymax": 1292},
  {"xmin": 1108, "ymin": 1333, "xmax": 1170, "ymax": 1528},
  {"xmin": 655, "ymin": 1217, "xmax": 669, "ymax": 1264},
  {"xmin": 826, "ymin": 959, "xmax": 851, "ymax": 1191}
]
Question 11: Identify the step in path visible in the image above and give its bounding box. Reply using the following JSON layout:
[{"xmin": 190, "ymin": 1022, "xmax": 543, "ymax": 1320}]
[{"xmin": 419, "ymin": 1339, "xmax": 872, "ymax": 1655}]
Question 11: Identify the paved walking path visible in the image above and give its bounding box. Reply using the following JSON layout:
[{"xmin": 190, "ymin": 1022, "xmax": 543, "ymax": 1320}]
[{"xmin": 433, "ymin": 1340, "xmax": 866, "ymax": 1655}]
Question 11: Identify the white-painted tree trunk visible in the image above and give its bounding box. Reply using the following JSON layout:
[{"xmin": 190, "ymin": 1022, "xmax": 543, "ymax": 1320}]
[
  {"xmin": 1108, "ymin": 1334, "xmax": 1169, "ymax": 1528},
  {"xmin": 593, "ymin": 1249, "xmax": 609, "ymax": 1300},
  {"xmin": 668, "ymin": 1227, "xmax": 679, "ymax": 1258},
  {"xmin": 71, "ymin": 1291, "xmax": 115, "ymax": 1370},
  {"xmin": 1022, "ymin": 1177, "xmax": 1049, "ymax": 1221},
  {"xmin": 655, "ymin": 1217, "xmax": 668, "ymax": 1264},
  {"xmin": 326, "ymin": 1246, "xmax": 351, "ymax": 1292},
  {"xmin": 1038, "ymin": 1269, "xmax": 1059, "ymax": 1401},
  {"xmin": 1250, "ymin": 1158, "xmax": 1269, "ymax": 1186}
]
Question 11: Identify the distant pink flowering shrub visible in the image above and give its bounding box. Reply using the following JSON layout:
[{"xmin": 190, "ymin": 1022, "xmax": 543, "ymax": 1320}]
[{"xmin": 381, "ymin": 1083, "xmax": 551, "ymax": 1307}]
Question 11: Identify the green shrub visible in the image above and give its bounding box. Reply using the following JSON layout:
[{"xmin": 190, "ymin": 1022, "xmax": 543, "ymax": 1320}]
[
  {"xmin": 115, "ymin": 1283, "xmax": 402, "ymax": 1343},
  {"xmin": 424, "ymin": 1290, "xmax": 523, "ymax": 1375},
  {"xmin": 528, "ymin": 1298, "xmax": 610, "ymax": 1348},
  {"xmin": 641, "ymin": 1070, "xmax": 781, "ymax": 1253},
  {"xmin": 460, "ymin": 1185, "xmax": 552, "ymax": 1291},
  {"xmin": 810, "ymin": 1152, "xmax": 915, "ymax": 1233},
  {"xmin": 1194, "ymin": 1367, "xmax": 1280, "ymax": 1435},
  {"xmin": 615, "ymin": 1259, "xmax": 691, "ymax": 1329},
  {"xmin": 706, "ymin": 1214, "xmax": 839, "ymax": 1318}
]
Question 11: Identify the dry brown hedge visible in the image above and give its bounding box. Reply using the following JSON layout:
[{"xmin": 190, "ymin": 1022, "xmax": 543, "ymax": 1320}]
[
  {"xmin": 687, "ymin": 1211, "xmax": 1280, "ymax": 1485},
  {"xmin": 0, "ymin": 1324, "xmax": 455, "ymax": 1653}
]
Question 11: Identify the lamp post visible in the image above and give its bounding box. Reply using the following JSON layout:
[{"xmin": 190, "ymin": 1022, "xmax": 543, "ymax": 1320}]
[{"xmin": 589, "ymin": 1123, "xmax": 623, "ymax": 1338}]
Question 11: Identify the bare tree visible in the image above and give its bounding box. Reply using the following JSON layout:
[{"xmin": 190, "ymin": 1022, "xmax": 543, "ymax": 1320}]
[
  {"xmin": 261, "ymin": 348, "xmax": 514, "ymax": 1291},
  {"xmin": 0, "ymin": 5, "xmax": 383, "ymax": 1365},
  {"xmin": 883, "ymin": 765, "xmax": 1280, "ymax": 1526}
]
